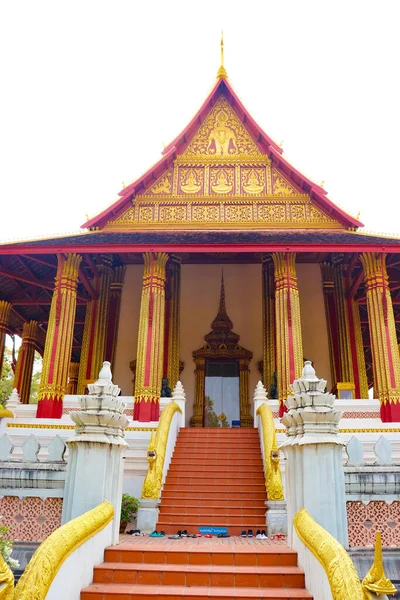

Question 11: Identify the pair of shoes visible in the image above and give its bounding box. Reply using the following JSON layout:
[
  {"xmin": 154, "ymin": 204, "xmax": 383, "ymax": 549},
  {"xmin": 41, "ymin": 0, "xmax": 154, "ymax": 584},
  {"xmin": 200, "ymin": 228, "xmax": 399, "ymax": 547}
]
[
  {"xmin": 127, "ymin": 529, "xmax": 141, "ymax": 535},
  {"xmin": 168, "ymin": 534, "xmax": 181, "ymax": 539},
  {"xmin": 149, "ymin": 531, "xmax": 165, "ymax": 537},
  {"xmin": 270, "ymin": 533, "xmax": 286, "ymax": 540},
  {"xmin": 240, "ymin": 529, "xmax": 254, "ymax": 538},
  {"xmin": 205, "ymin": 534, "xmax": 212, "ymax": 538},
  {"xmin": 177, "ymin": 529, "xmax": 189, "ymax": 537},
  {"xmin": 256, "ymin": 530, "xmax": 268, "ymax": 539},
  {"xmin": 217, "ymin": 533, "xmax": 230, "ymax": 538}
]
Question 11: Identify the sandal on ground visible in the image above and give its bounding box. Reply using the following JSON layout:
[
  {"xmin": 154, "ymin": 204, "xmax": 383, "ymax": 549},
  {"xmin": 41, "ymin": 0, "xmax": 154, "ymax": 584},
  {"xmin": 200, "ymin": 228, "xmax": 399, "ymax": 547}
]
[{"xmin": 168, "ymin": 534, "xmax": 181, "ymax": 539}]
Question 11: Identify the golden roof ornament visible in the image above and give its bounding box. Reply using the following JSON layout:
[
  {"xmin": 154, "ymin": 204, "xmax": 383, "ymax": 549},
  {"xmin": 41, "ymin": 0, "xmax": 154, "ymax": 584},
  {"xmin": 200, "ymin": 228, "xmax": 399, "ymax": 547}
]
[{"xmin": 216, "ymin": 31, "xmax": 228, "ymax": 79}]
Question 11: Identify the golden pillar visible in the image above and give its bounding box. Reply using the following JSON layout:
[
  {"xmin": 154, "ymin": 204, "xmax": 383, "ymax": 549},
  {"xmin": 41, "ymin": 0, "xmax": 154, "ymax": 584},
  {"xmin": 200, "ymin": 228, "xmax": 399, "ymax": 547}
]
[
  {"xmin": 0, "ymin": 301, "xmax": 11, "ymax": 376},
  {"xmin": 321, "ymin": 262, "xmax": 340, "ymax": 390},
  {"xmin": 37, "ymin": 254, "xmax": 82, "ymax": 418},
  {"xmin": 262, "ymin": 256, "xmax": 275, "ymax": 393},
  {"xmin": 78, "ymin": 256, "xmax": 112, "ymax": 393},
  {"xmin": 361, "ymin": 253, "xmax": 400, "ymax": 421},
  {"xmin": 272, "ymin": 252, "xmax": 303, "ymax": 412},
  {"xmin": 347, "ymin": 297, "xmax": 369, "ymax": 399},
  {"xmin": 191, "ymin": 357, "xmax": 205, "ymax": 427},
  {"xmin": 239, "ymin": 358, "xmax": 252, "ymax": 427},
  {"xmin": 67, "ymin": 362, "xmax": 79, "ymax": 395},
  {"xmin": 134, "ymin": 252, "xmax": 168, "ymax": 422},
  {"xmin": 13, "ymin": 320, "xmax": 39, "ymax": 404},
  {"xmin": 165, "ymin": 254, "xmax": 181, "ymax": 390},
  {"xmin": 105, "ymin": 266, "xmax": 126, "ymax": 372},
  {"xmin": 332, "ymin": 260, "xmax": 354, "ymax": 383}
]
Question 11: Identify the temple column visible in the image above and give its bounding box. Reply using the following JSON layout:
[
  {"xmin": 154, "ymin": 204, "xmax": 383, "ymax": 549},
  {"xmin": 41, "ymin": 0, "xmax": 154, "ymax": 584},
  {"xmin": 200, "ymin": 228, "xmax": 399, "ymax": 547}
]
[
  {"xmin": 332, "ymin": 259, "xmax": 354, "ymax": 383},
  {"xmin": 320, "ymin": 262, "xmax": 340, "ymax": 391},
  {"xmin": 67, "ymin": 362, "xmax": 79, "ymax": 395},
  {"xmin": 0, "ymin": 301, "xmax": 11, "ymax": 375},
  {"xmin": 164, "ymin": 254, "xmax": 181, "ymax": 390},
  {"xmin": 361, "ymin": 253, "xmax": 400, "ymax": 421},
  {"xmin": 272, "ymin": 253, "xmax": 303, "ymax": 414},
  {"xmin": 347, "ymin": 297, "xmax": 369, "ymax": 399},
  {"xmin": 105, "ymin": 266, "xmax": 126, "ymax": 372},
  {"xmin": 78, "ymin": 256, "xmax": 112, "ymax": 393},
  {"xmin": 134, "ymin": 252, "xmax": 168, "ymax": 422},
  {"xmin": 37, "ymin": 253, "xmax": 82, "ymax": 418},
  {"xmin": 191, "ymin": 357, "xmax": 205, "ymax": 427},
  {"xmin": 261, "ymin": 256, "xmax": 275, "ymax": 394},
  {"xmin": 13, "ymin": 320, "xmax": 39, "ymax": 404},
  {"xmin": 239, "ymin": 358, "xmax": 252, "ymax": 427}
]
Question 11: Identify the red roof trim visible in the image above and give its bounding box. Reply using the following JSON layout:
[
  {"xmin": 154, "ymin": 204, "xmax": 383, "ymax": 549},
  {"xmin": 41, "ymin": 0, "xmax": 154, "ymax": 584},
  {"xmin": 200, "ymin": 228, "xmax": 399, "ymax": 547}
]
[{"xmin": 82, "ymin": 77, "xmax": 363, "ymax": 231}]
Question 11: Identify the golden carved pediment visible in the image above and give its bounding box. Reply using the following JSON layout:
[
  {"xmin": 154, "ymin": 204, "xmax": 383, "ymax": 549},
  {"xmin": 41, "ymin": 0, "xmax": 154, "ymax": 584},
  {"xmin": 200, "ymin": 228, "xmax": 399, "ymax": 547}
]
[
  {"xmin": 105, "ymin": 94, "xmax": 344, "ymax": 230},
  {"xmin": 183, "ymin": 97, "xmax": 261, "ymax": 157}
]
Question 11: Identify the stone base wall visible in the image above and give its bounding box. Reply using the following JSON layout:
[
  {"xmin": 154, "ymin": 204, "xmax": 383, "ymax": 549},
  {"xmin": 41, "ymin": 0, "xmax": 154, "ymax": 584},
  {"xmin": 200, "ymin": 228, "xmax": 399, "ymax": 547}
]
[
  {"xmin": 347, "ymin": 500, "xmax": 400, "ymax": 547},
  {"xmin": 0, "ymin": 496, "xmax": 63, "ymax": 542}
]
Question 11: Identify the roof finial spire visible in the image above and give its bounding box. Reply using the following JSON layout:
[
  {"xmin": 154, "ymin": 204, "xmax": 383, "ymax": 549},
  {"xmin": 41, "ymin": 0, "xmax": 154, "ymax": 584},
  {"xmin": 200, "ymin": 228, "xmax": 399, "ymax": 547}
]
[{"xmin": 217, "ymin": 31, "xmax": 228, "ymax": 80}]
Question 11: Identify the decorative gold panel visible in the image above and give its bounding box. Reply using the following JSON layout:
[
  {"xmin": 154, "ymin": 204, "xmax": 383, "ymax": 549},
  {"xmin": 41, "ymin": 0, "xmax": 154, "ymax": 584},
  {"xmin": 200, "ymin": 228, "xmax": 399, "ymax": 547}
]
[
  {"xmin": 272, "ymin": 169, "xmax": 298, "ymax": 196},
  {"xmin": 108, "ymin": 195, "xmax": 341, "ymax": 229},
  {"xmin": 210, "ymin": 167, "xmax": 235, "ymax": 194},
  {"xmin": 183, "ymin": 97, "xmax": 261, "ymax": 157},
  {"xmin": 144, "ymin": 170, "xmax": 173, "ymax": 195},
  {"xmin": 241, "ymin": 168, "xmax": 266, "ymax": 195},
  {"xmin": 179, "ymin": 167, "xmax": 204, "ymax": 195}
]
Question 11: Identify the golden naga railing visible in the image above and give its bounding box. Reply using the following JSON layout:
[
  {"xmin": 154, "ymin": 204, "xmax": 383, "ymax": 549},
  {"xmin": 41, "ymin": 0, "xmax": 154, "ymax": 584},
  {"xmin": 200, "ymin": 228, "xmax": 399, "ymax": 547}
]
[
  {"xmin": 0, "ymin": 501, "xmax": 114, "ymax": 600},
  {"xmin": 142, "ymin": 400, "xmax": 182, "ymax": 500},
  {"xmin": 293, "ymin": 508, "xmax": 396, "ymax": 600},
  {"xmin": 256, "ymin": 403, "xmax": 284, "ymax": 501}
]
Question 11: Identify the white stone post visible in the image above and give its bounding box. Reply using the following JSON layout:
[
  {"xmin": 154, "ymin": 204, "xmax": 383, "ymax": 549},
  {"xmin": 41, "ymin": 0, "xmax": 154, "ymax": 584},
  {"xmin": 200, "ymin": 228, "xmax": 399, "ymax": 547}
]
[
  {"xmin": 171, "ymin": 381, "xmax": 186, "ymax": 426},
  {"xmin": 61, "ymin": 362, "xmax": 128, "ymax": 544},
  {"xmin": 280, "ymin": 361, "xmax": 348, "ymax": 548},
  {"xmin": 6, "ymin": 388, "xmax": 21, "ymax": 417}
]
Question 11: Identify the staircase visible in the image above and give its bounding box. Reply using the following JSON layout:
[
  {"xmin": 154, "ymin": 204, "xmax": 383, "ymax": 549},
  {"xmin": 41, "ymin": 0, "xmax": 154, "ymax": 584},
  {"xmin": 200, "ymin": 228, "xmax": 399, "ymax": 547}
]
[
  {"xmin": 157, "ymin": 427, "xmax": 268, "ymax": 535},
  {"xmin": 81, "ymin": 428, "xmax": 312, "ymax": 599},
  {"xmin": 81, "ymin": 541, "xmax": 312, "ymax": 599}
]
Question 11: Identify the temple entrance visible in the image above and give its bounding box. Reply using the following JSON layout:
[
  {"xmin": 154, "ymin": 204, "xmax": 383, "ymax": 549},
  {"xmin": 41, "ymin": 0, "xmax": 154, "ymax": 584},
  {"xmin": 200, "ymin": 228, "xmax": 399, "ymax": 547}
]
[
  {"xmin": 191, "ymin": 275, "xmax": 253, "ymax": 427},
  {"xmin": 204, "ymin": 360, "xmax": 240, "ymax": 427}
]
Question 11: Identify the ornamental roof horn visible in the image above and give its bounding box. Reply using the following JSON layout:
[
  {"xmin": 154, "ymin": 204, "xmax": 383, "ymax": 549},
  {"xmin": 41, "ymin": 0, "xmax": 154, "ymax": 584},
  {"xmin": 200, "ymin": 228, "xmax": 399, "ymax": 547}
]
[{"xmin": 216, "ymin": 31, "xmax": 228, "ymax": 79}]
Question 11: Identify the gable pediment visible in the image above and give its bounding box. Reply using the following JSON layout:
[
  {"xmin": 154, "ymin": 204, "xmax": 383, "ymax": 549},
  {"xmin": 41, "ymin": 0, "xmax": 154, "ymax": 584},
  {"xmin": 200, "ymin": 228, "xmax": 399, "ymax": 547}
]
[{"xmin": 87, "ymin": 80, "xmax": 359, "ymax": 232}]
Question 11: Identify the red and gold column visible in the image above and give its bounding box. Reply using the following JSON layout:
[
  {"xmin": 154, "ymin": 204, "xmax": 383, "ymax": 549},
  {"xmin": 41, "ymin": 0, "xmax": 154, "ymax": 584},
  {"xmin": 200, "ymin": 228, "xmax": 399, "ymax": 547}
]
[
  {"xmin": 13, "ymin": 320, "xmax": 39, "ymax": 404},
  {"xmin": 347, "ymin": 296, "xmax": 369, "ymax": 399},
  {"xmin": 361, "ymin": 253, "xmax": 400, "ymax": 421},
  {"xmin": 320, "ymin": 262, "xmax": 340, "ymax": 391},
  {"xmin": 272, "ymin": 253, "xmax": 303, "ymax": 414},
  {"xmin": 333, "ymin": 260, "xmax": 354, "ymax": 383},
  {"xmin": 67, "ymin": 362, "xmax": 79, "ymax": 395},
  {"xmin": 37, "ymin": 254, "xmax": 82, "ymax": 418},
  {"xmin": 134, "ymin": 252, "xmax": 168, "ymax": 422},
  {"xmin": 78, "ymin": 256, "xmax": 112, "ymax": 393},
  {"xmin": 105, "ymin": 266, "xmax": 126, "ymax": 372},
  {"xmin": 0, "ymin": 301, "xmax": 11, "ymax": 375},
  {"xmin": 262, "ymin": 255, "xmax": 275, "ymax": 393},
  {"xmin": 164, "ymin": 254, "xmax": 181, "ymax": 391}
]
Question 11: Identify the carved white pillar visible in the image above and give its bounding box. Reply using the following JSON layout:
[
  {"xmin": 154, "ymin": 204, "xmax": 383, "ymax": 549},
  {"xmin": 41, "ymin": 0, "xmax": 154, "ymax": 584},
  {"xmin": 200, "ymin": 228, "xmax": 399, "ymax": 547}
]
[
  {"xmin": 61, "ymin": 361, "xmax": 128, "ymax": 544},
  {"xmin": 280, "ymin": 361, "xmax": 348, "ymax": 548}
]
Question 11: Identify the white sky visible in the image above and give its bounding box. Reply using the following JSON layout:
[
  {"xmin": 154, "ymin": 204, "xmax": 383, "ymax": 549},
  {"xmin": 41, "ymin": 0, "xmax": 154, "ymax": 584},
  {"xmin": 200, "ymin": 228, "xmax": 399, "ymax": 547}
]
[{"xmin": 1, "ymin": 0, "xmax": 399, "ymax": 241}]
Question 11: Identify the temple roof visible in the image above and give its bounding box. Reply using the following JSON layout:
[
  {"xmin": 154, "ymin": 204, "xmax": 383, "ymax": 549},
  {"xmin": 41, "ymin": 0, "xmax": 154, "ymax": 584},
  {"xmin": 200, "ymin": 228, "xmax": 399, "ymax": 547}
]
[
  {"xmin": 2, "ymin": 228, "xmax": 400, "ymax": 253},
  {"xmin": 82, "ymin": 75, "xmax": 362, "ymax": 232}
]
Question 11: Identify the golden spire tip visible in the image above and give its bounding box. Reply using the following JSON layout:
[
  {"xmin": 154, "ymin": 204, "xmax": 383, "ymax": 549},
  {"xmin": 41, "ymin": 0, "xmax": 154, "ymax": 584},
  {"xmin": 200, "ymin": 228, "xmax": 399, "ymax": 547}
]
[{"xmin": 217, "ymin": 30, "xmax": 228, "ymax": 79}]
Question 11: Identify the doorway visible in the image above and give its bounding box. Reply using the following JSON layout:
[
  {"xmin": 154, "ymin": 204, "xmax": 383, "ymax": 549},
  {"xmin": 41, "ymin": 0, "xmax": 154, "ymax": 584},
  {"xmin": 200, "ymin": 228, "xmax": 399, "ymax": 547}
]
[{"xmin": 204, "ymin": 360, "xmax": 240, "ymax": 427}]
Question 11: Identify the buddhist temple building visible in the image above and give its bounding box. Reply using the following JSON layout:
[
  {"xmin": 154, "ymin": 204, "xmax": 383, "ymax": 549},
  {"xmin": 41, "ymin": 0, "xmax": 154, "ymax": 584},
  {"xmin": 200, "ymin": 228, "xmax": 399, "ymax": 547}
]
[{"xmin": 2, "ymin": 48, "xmax": 400, "ymax": 425}]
